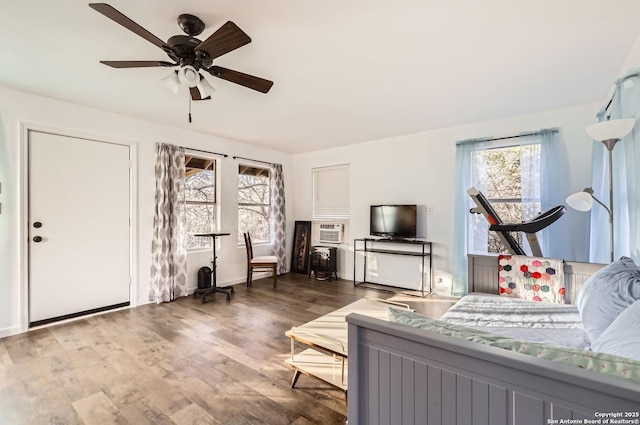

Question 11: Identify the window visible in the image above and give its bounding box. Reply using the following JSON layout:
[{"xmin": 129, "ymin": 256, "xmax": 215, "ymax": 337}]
[
  {"xmin": 312, "ymin": 165, "xmax": 350, "ymax": 221},
  {"xmin": 238, "ymin": 165, "xmax": 270, "ymax": 244},
  {"xmin": 468, "ymin": 143, "xmax": 541, "ymax": 254},
  {"xmin": 184, "ymin": 155, "xmax": 216, "ymax": 250}
]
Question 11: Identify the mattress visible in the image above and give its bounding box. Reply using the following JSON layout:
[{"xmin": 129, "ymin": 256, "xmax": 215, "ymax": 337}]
[{"xmin": 439, "ymin": 293, "xmax": 590, "ymax": 349}]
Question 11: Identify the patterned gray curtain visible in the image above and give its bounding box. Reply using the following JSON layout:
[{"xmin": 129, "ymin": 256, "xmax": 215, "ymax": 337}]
[
  {"xmin": 150, "ymin": 143, "xmax": 188, "ymax": 303},
  {"xmin": 270, "ymin": 164, "xmax": 287, "ymax": 274}
]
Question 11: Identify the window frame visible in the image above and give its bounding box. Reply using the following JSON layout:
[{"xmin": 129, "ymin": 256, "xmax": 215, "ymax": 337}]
[
  {"xmin": 184, "ymin": 153, "xmax": 218, "ymax": 251},
  {"xmin": 237, "ymin": 164, "xmax": 271, "ymax": 246}
]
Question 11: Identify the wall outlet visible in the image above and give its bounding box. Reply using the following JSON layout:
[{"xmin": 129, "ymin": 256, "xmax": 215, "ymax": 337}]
[
  {"xmin": 433, "ymin": 273, "xmax": 453, "ymax": 296},
  {"xmin": 427, "ymin": 206, "xmax": 434, "ymax": 215}
]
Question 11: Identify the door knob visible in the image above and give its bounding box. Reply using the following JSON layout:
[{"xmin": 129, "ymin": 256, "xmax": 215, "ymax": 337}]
[
  {"xmin": 33, "ymin": 236, "xmax": 42, "ymax": 243},
  {"xmin": 33, "ymin": 222, "xmax": 42, "ymax": 228}
]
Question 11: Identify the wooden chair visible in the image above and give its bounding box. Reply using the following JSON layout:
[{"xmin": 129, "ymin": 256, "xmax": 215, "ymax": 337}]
[{"xmin": 243, "ymin": 232, "xmax": 278, "ymax": 288}]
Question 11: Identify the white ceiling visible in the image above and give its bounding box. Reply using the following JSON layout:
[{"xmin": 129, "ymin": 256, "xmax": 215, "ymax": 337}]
[{"xmin": 1, "ymin": 1, "xmax": 640, "ymax": 153}]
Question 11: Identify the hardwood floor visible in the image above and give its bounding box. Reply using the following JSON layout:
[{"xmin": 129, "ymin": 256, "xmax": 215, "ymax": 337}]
[{"xmin": 0, "ymin": 274, "xmax": 457, "ymax": 425}]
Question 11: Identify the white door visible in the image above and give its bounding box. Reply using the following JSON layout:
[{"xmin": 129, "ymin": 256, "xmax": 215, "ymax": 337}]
[{"xmin": 29, "ymin": 131, "xmax": 131, "ymax": 325}]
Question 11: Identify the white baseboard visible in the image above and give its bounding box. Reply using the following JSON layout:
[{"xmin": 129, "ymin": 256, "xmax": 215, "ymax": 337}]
[
  {"xmin": 340, "ymin": 272, "xmax": 354, "ymax": 281},
  {"xmin": 355, "ymin": 277, "xmax": 423, "ymax": 291},
  {"xmin": 187, "ymin": 275, "xmax": 250, "ymax": 295},
  {"xmin": 137, "ymin": 297, "xmax": 151, "ymax": 306},
  {"xmin": 0, "ymin": 326, "xmax": 23, "ymax": 338}
]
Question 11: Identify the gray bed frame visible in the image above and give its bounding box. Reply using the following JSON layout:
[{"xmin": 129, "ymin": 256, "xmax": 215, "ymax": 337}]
[
  {"xmin": 346, "ymin": 254, "xmax": 640, "ymax": 425},
  {"xmin": 467, "ymin": 254, "xmax": 605, "ymax": 304}
]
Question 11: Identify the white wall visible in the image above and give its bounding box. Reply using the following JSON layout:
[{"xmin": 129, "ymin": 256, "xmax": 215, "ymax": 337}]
[
  {"xmin": 0, "ymin": 84, "xmax": 613, "ymax": 336},
  {"xmin": 619, "ymin": 33, "xmax": 640, "ymax": 77},
  {"xmin": 293, "ymin": 102, "xmax": 600, "ymax": 291},
  {"xmin": 0, "ymin": 85, "xmax": 294, "ymax": 337}
]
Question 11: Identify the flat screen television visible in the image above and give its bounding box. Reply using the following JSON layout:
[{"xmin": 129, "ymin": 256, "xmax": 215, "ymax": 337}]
[{"xmin": 370, "ymin": 205, "xmax": 417, "ymax": 239}]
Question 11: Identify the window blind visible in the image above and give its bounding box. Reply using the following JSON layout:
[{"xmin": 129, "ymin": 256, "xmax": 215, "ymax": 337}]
[{"xmin": 312, "ymin": 164, "xmax": 350, "ymax": 220}]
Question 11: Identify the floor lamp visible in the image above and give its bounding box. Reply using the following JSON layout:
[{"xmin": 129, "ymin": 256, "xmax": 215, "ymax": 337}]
[{"xmin": 566, "ymin": 118, "xmax": 635, "ymax": 263}]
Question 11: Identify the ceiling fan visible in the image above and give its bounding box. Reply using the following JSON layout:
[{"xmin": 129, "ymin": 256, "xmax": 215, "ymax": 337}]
[{"xmin": 89, "ymin": 3, "xmax": 274, "ymax": 104}]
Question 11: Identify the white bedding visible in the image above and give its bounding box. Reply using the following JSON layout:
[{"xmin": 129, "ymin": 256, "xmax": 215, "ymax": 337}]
[{"xmin": 439, "ymin": 293, "xmax": 590, "ymax": 348}]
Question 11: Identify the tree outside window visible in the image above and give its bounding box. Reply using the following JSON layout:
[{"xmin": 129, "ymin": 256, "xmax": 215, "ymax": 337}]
[
  {"xmin": 238, "ymin": 165, "xmax": 270, "ymax": 244},
  {"xmin": 469, "ymin": 144, "xmax": 541, "ymax": 254},
  {"xmin": 184, "ymin": 156, "xmax": 216, "ymax": 250}
]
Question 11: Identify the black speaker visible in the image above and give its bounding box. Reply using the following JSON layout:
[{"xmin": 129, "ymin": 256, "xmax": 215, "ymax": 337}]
[{"xmin": 197, "ymin": 266, "xmax": 212, "ymax": 289}]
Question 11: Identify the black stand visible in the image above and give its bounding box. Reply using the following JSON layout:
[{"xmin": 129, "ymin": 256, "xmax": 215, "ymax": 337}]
[
  {"xmin": 353, "ymin": 238, "xmax": 432, "ymax": 297},
  {"xmin": 192, "ymin": 233, "xmax": 234, "ymax": 303},
  {"xmin": 308, "ymin": 246, "xmax": 338, "ymax": 281}
]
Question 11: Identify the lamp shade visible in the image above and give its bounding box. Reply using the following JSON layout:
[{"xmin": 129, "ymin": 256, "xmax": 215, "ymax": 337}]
[
  {"xmin": 162, "ymin": 71, "xmax": 181, "ymax": 94},
  {"xmin": 586, "ymin": 118, "xmax": 635, "ymax": 141},
  {"xmin": 178, "ymin": 65, "xmax": 200, "ymax": 88},
  {"xmin": 566, "ymin": 191, "xmax": 593, "ymax": 212},
  {"xmin": 196, "ymin": 76, "xmax": 216, "ymax": 98}
]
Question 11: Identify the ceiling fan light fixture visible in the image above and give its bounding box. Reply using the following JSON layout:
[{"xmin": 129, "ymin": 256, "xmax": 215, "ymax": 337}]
[
  {"xmin": 90, "ymin": 5, "xmax": 274, "ymax": 94},
  {"xmin": 178, "ymin": 65, "xmax": 200, "ymax": 87},
  {"xmin": 162, "ymin": 71, "xmax": 181, "ymax": 94},
  {"xmin": 197, "ymin": 76, "xmax": 216, "ymax": 98}
]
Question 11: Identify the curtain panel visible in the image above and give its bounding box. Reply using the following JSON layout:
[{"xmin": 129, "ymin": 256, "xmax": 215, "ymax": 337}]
[
  {"xmin": 150, "ymin": 143, "xmax": 188, "ymax": 303},
  {"xmin": 538, "ymin": 129, "xmax": 567, "ymax": 258},
  {"xmin": 270, "ymin": 164, "xmax": 287, "ymax": 274},
  {"xmin": 590, "ymin": 69, "xmax": 640, "ymax": 263},
  {"xmin": 452, "ymin": 130, "xmax": 562, "ymax": 296},
  {"xmin": 452, "ymin": 139, "xmax": 482, "ymax": 296}
]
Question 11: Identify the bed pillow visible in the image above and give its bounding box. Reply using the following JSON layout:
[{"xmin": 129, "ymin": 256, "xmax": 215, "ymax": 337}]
[
  {"xmin": 576, "ymin": 256, "xmax": 640, "ymax": 343},
  {"xmin": 388, "ymin": 308, "xmax": 640, "ymax": 382},
  {"xmin": 590, "ymin": 299, "xmax": 640, "ymax": 361},
  {"xmin": 498, "ymin": 255, "xmax": 565, "ymax": 303}
]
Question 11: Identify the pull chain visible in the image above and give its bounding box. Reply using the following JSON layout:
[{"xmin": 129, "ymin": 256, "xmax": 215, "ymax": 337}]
[{"xmin": 188, "ymin": 95, "xmax": 192, "ymax": 123}]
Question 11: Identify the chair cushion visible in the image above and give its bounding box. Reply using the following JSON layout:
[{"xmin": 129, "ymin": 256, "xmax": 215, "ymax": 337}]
[{"xmin": 252, "ymin": 255, "xmax": 278, "ymax": 264}]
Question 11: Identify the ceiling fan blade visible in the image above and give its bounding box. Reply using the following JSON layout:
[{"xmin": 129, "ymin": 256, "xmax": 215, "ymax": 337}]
[
  {"xmin": 195, "ymin": 21, "xmax": 251, "ymax": 60},
  {"xmin": 205, "ymin": 66, "xmax": 273, "ymax": 93},
  {"xmin": 190, "ymin": 87, "xmax": 211, "ymax": 101},
  {"xmin": 89, "ymin": 3, "xmax": 174, "ymax": 52},
  {"xmin": 100, "ymin": 60, "xmax": 176, "ymax": 68}
]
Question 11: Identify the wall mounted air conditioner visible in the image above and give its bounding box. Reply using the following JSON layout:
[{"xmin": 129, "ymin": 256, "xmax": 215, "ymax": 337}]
[{"xmin": 318, "ymin": 223, "xmax": 343, "ymax": 244}]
